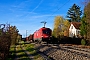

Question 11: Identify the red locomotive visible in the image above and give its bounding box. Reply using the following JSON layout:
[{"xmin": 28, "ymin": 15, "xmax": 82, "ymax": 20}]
[{"xmin": 33, "ymin": 27, "xmax": 52, "ymax": 42}]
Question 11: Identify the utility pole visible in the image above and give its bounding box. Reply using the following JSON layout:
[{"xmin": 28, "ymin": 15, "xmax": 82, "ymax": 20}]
[
  {"xmin": 26, "ymin": 30, "xmax": 31, "ymax": 37},
  {"xmin": 41, "ymin": 21, "xmax": 47, "ymax": 27},
  {"xmin": 26, "ymin": 30, "xmax": 27, "ymax": 38}
]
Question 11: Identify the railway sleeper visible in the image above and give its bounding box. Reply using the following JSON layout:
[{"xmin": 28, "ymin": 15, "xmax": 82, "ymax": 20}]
[
  {"xmin": 60, "ymin": 47, "xmax": 90, "ymax": 58},
  {"xmin": 36, "ymin": 50, "xmax": 54, "ymax": 60}
]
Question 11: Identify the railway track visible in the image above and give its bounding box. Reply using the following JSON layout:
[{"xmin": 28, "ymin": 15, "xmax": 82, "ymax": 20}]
[
  {"xmin": 35, "ymin": 42, "xmax": 54, "ymax": 60},
  {"xmin": 59, "ymin": 45, "xmax": 90, "ymax": 58},
  {"xmin": 13, "ymin": 42, "xmax": 90, "ymax": 60},
  {"xmin": 36, "ymin": 50, "xmax": 54, "ymax": 60},
  {"xmin": 35, "ymin": 42, "xmax": 90, "ymax": 60}
]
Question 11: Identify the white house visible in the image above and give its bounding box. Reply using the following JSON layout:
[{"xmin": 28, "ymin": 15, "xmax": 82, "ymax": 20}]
[{"xmin": 69, "ymin": 22, "xmax": 81, "ymax": 38}]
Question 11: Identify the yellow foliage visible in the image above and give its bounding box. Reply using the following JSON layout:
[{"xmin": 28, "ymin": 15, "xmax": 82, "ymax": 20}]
[{"xmin": 53, "ymin": 16, "xmax": 70, "ymax": 38}]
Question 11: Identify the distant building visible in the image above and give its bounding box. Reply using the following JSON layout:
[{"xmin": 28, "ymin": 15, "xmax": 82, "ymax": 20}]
[{"xmin": 69, "ymin": 22, "xmax": 81, "ymax": 38}]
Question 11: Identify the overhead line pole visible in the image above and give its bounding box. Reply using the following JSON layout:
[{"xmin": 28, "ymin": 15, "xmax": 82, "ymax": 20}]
[{"xmin": 41, "ymin": 21, "xmax": 47, "ymax": 27}]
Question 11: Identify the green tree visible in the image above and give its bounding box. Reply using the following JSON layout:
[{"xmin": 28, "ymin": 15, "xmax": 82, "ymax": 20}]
[
  {"xmin": 80, "ymin": 14, "xmax": 87, "ymax": 38},
  {"xmin": 67, "ymin": 4, "xmax": 82, "ymax": 22},
  {"xmin": 84, "ymin": 2, "xmax": 90, "ymax": 39}
]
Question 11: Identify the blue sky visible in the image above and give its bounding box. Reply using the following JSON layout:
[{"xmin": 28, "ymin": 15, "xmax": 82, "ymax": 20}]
[{"xmin": 0, "ymin": 0, "xmax": 84, "ymax": 37}]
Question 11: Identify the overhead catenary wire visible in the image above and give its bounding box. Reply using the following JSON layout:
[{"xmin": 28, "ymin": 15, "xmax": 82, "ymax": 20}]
[
  {"xmin": 29, "ymin": 0, "xmax": 70, "ymax": 28},
  {"xmin": 45, "ymin": 0, "xmax": 70, "ymax": 21},
  {"xmin": 31, "ymin": 0, "xmax": 43, "ymax": 12}
]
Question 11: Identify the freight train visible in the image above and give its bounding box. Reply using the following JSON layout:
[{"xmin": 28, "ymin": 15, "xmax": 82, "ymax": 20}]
[
  {"xmin": 25, "ymin": 27, "xmax": 82, "ymax": 44},
  {"xmin": 26, "ymin": 27, "xmax": 52, "ymax": 43}
]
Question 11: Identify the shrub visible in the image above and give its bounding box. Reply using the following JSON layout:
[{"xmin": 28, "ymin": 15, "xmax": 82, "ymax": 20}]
[
  {"xmin": 81, "ymin": 39, "xmax": 86, "ymax": 45},
  {"xmin": 0, "ymin": 33, "xmax": 11, "ymax": 60}
]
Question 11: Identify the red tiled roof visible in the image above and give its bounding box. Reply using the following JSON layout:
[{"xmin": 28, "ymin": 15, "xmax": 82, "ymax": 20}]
[{"xmin": 71, "ymin": 22, "xmax": 81, "ymax": 29}]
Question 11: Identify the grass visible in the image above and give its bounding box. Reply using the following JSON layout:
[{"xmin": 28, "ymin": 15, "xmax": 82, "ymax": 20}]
[
  {"xmin": 7, "ymin": 41, "xmax": 44, "ymax": 60},
  {"xmin": 7, "ymin": 44, "xmax": 30, "ymax": 60},
  {"xmin": 7, "ymin": 45, "xmax": 16, "ymax": 60},
  {"xmin": 23, "ymin": 44, "xmax": 44, "ymax": 60},
  {"xmin": 15, "ymin": 45, "xmax": 30, "ymax": 60}
]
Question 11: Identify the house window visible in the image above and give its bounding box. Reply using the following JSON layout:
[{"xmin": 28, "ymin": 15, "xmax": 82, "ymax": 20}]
[
  {"xmin": 77, "ymin": 30, "xmax": 80, "ymax": 34},
  {"xmin": 71, "ymin": 26, "xmax": 73, "ymax": 29}
]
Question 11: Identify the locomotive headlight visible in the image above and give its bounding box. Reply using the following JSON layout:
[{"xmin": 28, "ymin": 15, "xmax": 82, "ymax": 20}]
[{"xmin": 50, "ymin": 36, "xmax": 52, "ymax": 37}]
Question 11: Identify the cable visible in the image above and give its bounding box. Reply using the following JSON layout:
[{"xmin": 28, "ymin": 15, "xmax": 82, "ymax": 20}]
[
  {"xmin": 45, "ymin": 0, "xmax": 70, "ymax": 21},
  {"xmin": 31, "ymin": 0, "xmax": 43, "ymax": 12}
]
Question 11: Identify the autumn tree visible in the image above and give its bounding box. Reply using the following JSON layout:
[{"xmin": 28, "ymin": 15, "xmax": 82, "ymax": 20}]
[
  {"xmin": 17, "ymin": 34, "xmax": 22, "ymax": 43},
  {"xmin": 63, "ymin": 20, "xmax": 70, "ymax": 37},
  {"xmin": 59, "ymin": 20, "xmax": 70, "ymax": 37},
  {"xmin": 53, "ymin": 16, "xmax": 64, "ymax": 38},
  {"xmin": 82, "ymin": 0, "xmax": 90, "ymax": 5},
  {"xmin": 0, "ymin": 24, "xmax": 11, "ymax": 60},
  {"xmin": 67, "ymin": 4, "xmax": 82, "ymax": 22},
  {"xmin": 9, "ymin": 26, "xmax": 19, "ymax": 45},
  {"xmin": 53, "ymin": 16, "xmax": 70, "ymax": 38}
]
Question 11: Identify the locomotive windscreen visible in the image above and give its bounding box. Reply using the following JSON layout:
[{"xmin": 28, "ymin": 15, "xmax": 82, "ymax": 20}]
[{"xmin": 42, "ymin": 29, "xmax": 51, "ymax": 34}]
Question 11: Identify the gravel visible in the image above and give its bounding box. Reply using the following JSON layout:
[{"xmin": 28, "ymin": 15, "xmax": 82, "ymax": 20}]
[{"xmin": 35, "ymin": 44, "xmax": 90, "ymax": 60}]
